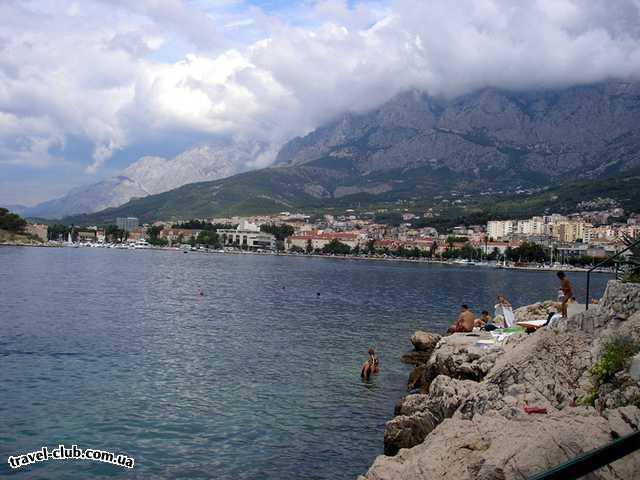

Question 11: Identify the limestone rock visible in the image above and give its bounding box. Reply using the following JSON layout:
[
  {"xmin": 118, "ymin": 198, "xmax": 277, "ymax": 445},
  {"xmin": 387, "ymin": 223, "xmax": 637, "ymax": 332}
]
[
  {"xmin": 458, "ymin": 329, "xmax": 594, "ymax": 419},
  {"xmin": 427, "ymin": 333, "xmax": 504, "ymax": 381},
  {"xmin": 407, "ymin": 365, "xmax": 431, "ymax": 392},
  {"xmin": 400, "ymin": 351, "xmax": 433, "ymax": 365},
  {"xmin": 385, "ymin": 377, "xmax": 480, "ymax": 455},
  {"xmin": 595, "ymin": 371, "xmax": 640, "ymax": 411},
  {"xmin": 383, "ymin": 411, "xmax": 440, "ymax": 456},
  {"xmin": 630, "ymin": 353, "xmax": 640, "ymax": 382},
  {"xmin": 411, "ymin": 331, "xmax": 441, "ymax": 352},
  {"xmin": 361, "ymin": 408, "xmax": 640, "ymax": 480},
  {"xmin": 601, "ymin": 280, "xmax": 640, "ymax": 321},
  {"xmin": 513, "ymin": 301, "xmax": 558, "ymax": 323}
]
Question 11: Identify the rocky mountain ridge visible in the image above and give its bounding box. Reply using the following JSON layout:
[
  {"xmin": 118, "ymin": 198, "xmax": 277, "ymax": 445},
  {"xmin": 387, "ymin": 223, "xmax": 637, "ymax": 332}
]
[
  {"xmin": 20, "ymin": 143, "xmax": 263, "ymax": 219},
  {"xmin": 277, "ymin": 82, "xmax": 640, "ymax": 184},
  {"xmin": 59, "ymin": 80, "xmax": 640, "ymax": 224}
]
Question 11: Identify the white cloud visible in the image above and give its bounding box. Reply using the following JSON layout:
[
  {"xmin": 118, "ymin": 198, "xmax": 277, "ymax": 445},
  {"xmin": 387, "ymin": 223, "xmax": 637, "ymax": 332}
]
[{"xmin": 1, "ymin": 0, "xmax": 640, "ymax": 204}]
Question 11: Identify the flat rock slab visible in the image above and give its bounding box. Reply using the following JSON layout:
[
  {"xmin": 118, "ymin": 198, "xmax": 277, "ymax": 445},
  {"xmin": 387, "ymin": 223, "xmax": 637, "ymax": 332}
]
[{"xmin": 361, "ymin": 408, "xmax": 640, "ymax": 480}]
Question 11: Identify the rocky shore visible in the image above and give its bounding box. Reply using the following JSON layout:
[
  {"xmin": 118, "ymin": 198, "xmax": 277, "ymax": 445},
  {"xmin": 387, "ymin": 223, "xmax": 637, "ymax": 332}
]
[{"xmin": 359, "ymin": 280, "xmax": 640, "ymax": 480}]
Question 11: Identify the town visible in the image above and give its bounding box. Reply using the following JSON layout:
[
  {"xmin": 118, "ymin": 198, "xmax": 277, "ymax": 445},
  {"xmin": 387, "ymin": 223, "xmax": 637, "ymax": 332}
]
[{"xmin": 18, "ymin": 198, "xmax": 639, "ymax": 269}]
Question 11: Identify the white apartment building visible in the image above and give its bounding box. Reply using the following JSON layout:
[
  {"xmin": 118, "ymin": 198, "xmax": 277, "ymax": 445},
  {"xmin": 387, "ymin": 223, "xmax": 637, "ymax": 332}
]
[
  {"xmin": 487, "ymin": 220, "xmax": 516, "ymax": 240},
  {"xmin": 217, "ymin": 221, "xmax": 276, "ymax": 250}
]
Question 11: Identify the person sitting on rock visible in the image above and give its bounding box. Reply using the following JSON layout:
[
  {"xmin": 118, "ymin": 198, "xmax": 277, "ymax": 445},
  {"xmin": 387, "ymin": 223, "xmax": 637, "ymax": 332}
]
[
  {"xmin": 475, "ymin": 310, "xmax": 492, "ymax": 329},
  {"xmin": 495, "ymin": 295, "xmax": 515, "ymax": 327},
  {"xmin": 447, "ymin": 305, "xmax": 475, "ymax": 333},
  {"xmin": 361, "ymin": 347, "xmax": 379, "ymax": 380}
]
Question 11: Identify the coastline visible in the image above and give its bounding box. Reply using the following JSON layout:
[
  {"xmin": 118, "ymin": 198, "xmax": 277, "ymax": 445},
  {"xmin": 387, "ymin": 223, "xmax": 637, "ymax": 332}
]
[
  {"xmin": 0, "ymin": 242, "xmax": 615, "ymax": 274},
  {"xmin": 359, "ymin": 280, "xmax": 640, "ymax": 479}
]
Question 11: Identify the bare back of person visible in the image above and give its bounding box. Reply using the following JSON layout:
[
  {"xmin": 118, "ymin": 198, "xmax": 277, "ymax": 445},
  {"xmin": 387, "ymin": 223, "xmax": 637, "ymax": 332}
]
[{"xmin": 459, "ymin": 310, "xmax": 475, "ymax": 332}]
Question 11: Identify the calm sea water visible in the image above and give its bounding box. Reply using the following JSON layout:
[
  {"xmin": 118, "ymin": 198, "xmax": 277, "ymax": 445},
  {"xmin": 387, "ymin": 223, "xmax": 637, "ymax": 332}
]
[{"xmin": 0, "ymin": 247, "xmax": 612, "ymax": 479}]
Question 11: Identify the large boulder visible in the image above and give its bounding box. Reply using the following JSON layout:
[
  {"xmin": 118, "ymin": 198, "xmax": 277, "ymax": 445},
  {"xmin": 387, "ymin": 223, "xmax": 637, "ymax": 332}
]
[
  {"xmin": 513, "ymin": 301, "xmax": 558, "ymax": 323},
  {"xmin": 361, "ymin": 408, "xmax": 640, "ymax": 480},
  {"xmin": 411, "ymin": 331, "xmax": 441, "ymax": 352},
  {"xmin": 427, "ymin": 333, "xmax": 508, "ymax": 381},
  {"xmin": 458, "ymin": 328, "xmax": 595, "ymax": 419},
  {"xmin": 402, "ymin": 331, "xmax": 442, "ymax": 365},
  {"xmin": 401, "ymin": 351, "xmax": 433, "ymax": 365},
  {"xmin": 601, "ymin": 280, "xmax": 640, "ymax": 321},
  {"xmin": 385, "ymin": 377, "xmax": 481, "ymax": 455},
  {"xmin": 407, "ymin": 365, "xmax": 431, "ymax": 392}
]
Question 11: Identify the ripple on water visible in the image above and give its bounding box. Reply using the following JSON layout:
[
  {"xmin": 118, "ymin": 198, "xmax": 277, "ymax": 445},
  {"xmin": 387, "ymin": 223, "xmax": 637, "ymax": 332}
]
[{"xmin": 0, "ymin": 248, "xmax": 612, "ymax": 479}]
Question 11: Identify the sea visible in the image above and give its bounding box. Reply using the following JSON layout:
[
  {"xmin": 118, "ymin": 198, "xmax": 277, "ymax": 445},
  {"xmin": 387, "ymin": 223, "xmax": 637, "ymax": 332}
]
[{"xmin": 0, "ymin": 247, "xmax": 613, "ymax": 479}]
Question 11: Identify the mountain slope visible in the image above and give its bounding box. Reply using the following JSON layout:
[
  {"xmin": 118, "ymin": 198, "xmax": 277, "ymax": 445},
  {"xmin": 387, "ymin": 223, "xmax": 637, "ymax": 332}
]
[
  {"xmin": 276, "ymin": 82, "xmax": 640, "ymax": 180},
  {"xmin": 23, "ymin": 143, "xmax": 263, "ymax": 218},
  {"xmin": 64, "ymin": 81, "xmax": 640, "ymax": 224}
]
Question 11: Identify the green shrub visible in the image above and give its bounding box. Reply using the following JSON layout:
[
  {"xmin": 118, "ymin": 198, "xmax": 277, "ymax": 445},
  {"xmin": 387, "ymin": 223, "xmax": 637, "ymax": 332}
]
[
  {"xmin": 591, "ymin": 336, "xmax": 640, "ymax": 385},
  {"xmin": 578, "ymin": 336, "xmax": 640, "ymax": 406}
]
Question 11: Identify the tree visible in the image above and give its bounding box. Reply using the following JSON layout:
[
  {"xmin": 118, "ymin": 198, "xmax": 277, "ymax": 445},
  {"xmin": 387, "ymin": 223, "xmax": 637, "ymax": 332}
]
[
  {"xmin": 0, "ymin": 208, "xmax": 27, "ymax": 232},
  {"xmin": 305, "ymin": 239, "xmax": 313, "ymax": 254},
  {"xmin": 147, "ymin": 225, "xmax": 168, "ymax": 246},
  {"xmin": 47, "ymin": 224, "xmax": 71, "ymax": 241},
  {"xmin": 322, "ymin": 239, "xmax": 351, "ymax": 255},
  {"xmin": 197, "ymin": 230, "xmax": 221, "ymax": 248},
  {"xmin": 260, "ymin": 223, "xmax": 295, "ymax": 241},
  {"xmin": 506, "ymin": 241, "xmax": 548, "ymax": 263},
  {"xmin": 289, "ymin": 245, "xmax": 305, "ymax": 253},
  {"xmin": 104, "ymin": 224, "xmax": 126, "ymax": 242},
  {"xmin": 366, "ymin": 239, "xmax": 376, "ymax": 254},
  {"xmin": 459, "ymin": 243, "xmax": 480, "ymax": 260},
  {"xmin": 172, "ymin": 220, "xmax": 235, "ymax": 231},
  {"xmin": 429, "ymin": 241, "xmax": 438, "ymax": 258}
]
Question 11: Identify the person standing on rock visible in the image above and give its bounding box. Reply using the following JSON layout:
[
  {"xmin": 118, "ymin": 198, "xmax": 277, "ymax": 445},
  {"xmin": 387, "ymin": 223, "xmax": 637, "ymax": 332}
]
[{"xmin": 557, "ymin": 271, "xmax": 573, "ymax": 319}]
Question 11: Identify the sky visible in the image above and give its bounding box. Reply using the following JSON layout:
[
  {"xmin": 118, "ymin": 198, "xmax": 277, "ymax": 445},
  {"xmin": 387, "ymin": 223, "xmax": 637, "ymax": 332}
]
[{"xmin": 1, "ymin": 0, "xmax": 640, "ymax": 206}]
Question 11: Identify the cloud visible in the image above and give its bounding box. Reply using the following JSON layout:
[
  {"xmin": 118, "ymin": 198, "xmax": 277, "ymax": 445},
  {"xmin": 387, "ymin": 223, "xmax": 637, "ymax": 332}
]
[{"xmin": 1, "ymin": 0, "xmax": 640, "ymax": 203}]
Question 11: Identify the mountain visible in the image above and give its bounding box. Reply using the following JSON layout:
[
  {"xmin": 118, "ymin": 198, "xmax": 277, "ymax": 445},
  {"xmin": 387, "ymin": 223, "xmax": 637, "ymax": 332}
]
[
  {"xmin": 275, "ymin": 82, "xmax": 640, "ymax": 181},
  {"xmin": 23, "ymin": 143, "xmax": 263, "ymax": 219},
  {"xmin": 22, "ymin": 176, "xmax": 149, "ymax": 220},
  {"xmin": 64, "ymin": 81, "xmax": 640, "ymax": 225}
]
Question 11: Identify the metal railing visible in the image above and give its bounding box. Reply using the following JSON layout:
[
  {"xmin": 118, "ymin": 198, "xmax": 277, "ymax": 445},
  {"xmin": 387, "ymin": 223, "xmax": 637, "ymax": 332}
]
[
  {"xmin": 585, "ymin": 236, "xmax": 640, "ymax": 310},
  {"xmin": 528, "ymin": 430, "xmax": 640, "ymax": 480}
]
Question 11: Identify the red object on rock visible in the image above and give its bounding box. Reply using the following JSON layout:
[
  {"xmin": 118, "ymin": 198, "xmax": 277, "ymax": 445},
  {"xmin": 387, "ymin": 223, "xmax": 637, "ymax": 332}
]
[{"xmin": 524, "ymin": 406, "xmax": 548, "ymax": 414}]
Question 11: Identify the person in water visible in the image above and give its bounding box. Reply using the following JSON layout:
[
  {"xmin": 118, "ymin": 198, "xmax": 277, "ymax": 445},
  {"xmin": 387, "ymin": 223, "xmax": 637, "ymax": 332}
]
[
  {"xmin": 361, "ymin": 347, "xmax": 379, "ymax": 380},
  {"xmin": 557, "ymin": 271, "xmax": 573, "ymax": 318},
  {"xmin": 447, "ymin": 304, "xmax": 475, "ymax": 333}
]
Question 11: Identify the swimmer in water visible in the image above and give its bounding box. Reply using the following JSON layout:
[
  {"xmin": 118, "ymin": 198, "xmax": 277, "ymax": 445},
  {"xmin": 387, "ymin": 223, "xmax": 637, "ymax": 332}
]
[{"xmin": 361, "ymin": 347, "xmax": 379, "ymax": 380}]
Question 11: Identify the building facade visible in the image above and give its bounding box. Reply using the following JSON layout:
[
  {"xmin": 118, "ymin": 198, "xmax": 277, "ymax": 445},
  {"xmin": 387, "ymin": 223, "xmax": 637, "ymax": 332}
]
[
  {"xmin": 218, "ymin": 221, "xmax": 276, "ymax": 250},
  {"xmin": 116, "ymin": 217, "xmax": 140, "ymax": 232},
  {"xmin": 25, "ymin": 223, "xmax": 48, "ymax": 242},
  {"xmin": 285, "ymin": 231, "xmax": 366, "ymax": 251}
]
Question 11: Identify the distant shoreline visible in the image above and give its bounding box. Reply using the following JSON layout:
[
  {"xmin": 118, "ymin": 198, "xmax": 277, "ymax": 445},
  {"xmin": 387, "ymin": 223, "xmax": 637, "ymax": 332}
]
[{"xmin": 0, "ymin": 242, "xmax": 615, "ymax": 274}]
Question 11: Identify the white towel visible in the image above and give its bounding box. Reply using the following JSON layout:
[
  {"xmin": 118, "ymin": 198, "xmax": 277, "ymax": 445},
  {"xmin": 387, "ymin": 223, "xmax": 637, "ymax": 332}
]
[{"xmin": 503, "ymin": 306, "xmax": 515, "ymax": 327}]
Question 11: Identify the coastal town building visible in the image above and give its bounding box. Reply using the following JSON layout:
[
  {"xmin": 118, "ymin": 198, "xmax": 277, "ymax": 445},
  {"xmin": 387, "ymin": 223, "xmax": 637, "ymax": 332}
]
[
  {"xmin": 552, "ymin": 221, "xmax": 592, "ymax": 243},
  {"xmin": 160, "ymin": 228, "xmax": 203, "ymax": 244},
  {"xmin": 25, "ymin": 223, "xmax": 48, "ymax": 242},
  {"xmin": 217, "ymin": 221, "xmax": 276, "ymax": 250},
  {"xmin": 116, "ymin": 217, "xmax": 140, "ymax": 232},
  {"xmin": 285, "ymin": 231, "xmax": 365, "ymax": 251},
  {"xmin": 125, "ymin": 228, "xmax": 147, "ymax": 242},
  {"xmin": 487, "ymin": 220, "xmax": 516, "ymax": 240},
  {"xmin": 76, "ymin": 230, "xmax": 97, "ymax": 242}
]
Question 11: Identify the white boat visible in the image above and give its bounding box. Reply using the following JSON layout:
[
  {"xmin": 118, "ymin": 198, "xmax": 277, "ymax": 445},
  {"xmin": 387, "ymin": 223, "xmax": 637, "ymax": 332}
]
[{"xmin": 133, "ymin": 239, "xmax": 151, "ymax": 249}]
